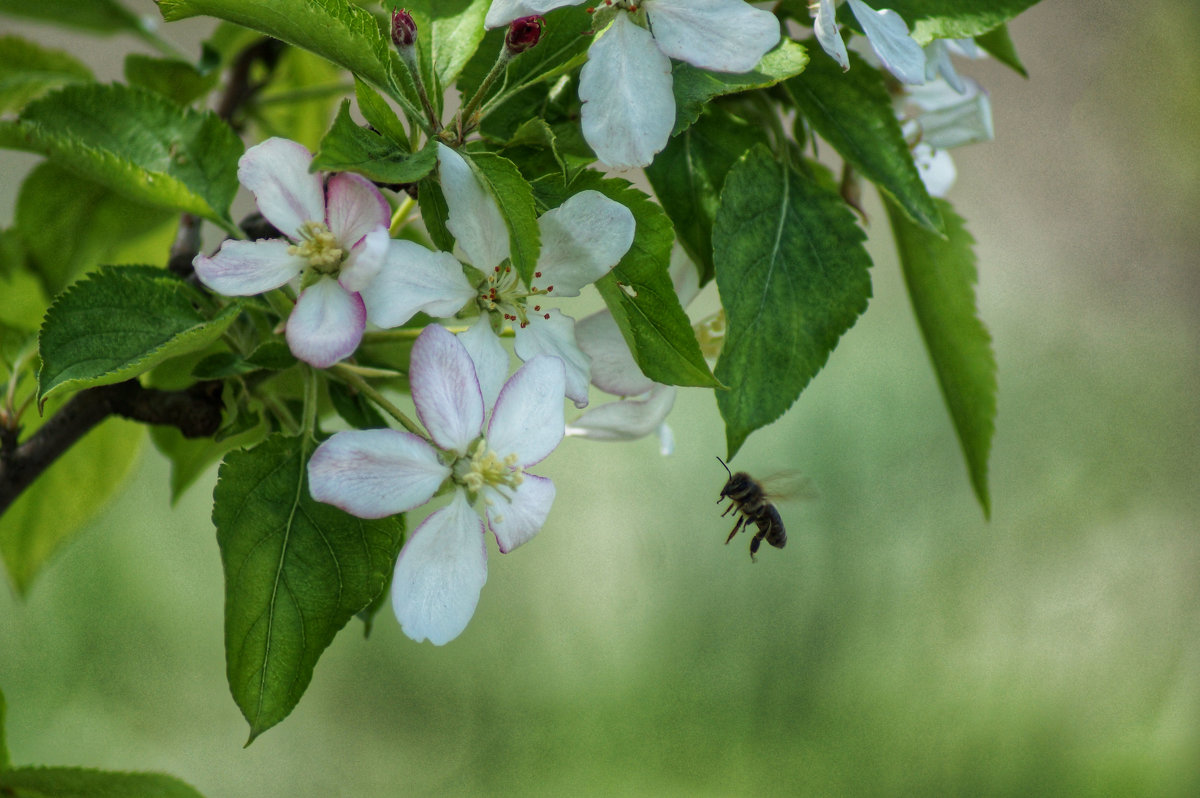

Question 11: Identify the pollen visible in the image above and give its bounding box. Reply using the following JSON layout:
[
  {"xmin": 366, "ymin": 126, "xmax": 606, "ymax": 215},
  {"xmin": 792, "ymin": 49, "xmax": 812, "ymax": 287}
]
[
  {"xmin": 461, "ymin": 439, "xmax": 525, "ymax": 497},
  {"xmin": 288, "ymin": 221, "xmax": 345, "ymax": 273}
]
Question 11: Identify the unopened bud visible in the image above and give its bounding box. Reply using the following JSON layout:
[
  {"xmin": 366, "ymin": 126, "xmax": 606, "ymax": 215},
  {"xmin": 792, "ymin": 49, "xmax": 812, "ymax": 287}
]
[
  {"xmin": 505, "ymin": 15, "xmax": 544, "ymax": 55},
  {"xmin": 391, "ymin": 8, "xmax": 417, "ymax": 50}
]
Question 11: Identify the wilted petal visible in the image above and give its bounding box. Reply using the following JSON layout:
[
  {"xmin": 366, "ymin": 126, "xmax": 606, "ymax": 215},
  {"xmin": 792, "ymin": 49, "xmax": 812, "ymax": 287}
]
[
  {"xmin": 193, "ymin": 238, "xmax": 305, "ymax": 296},
  {"xmin": 484, "ymin": 473, "xmax": 555, "ymax": 553},
  {"xmin": 325, "ymin": 172, "xmax": 390, "ymax": 250},
  {"xmin": 484, "ymin": 0, "xmax": 577, "ymax": 29},
  {"xmin": 340, "ymin": 226, "xmax": 390, "ymax": 293},
  {"xmin": 364, "ymin": 240, "xmax": 476, "ymax": 328},
  {"xmin": 308, "ymin": 429, "xmax": 449, "ymax": 518},
  {"xmin": 910, "ymin": 78, "xmax": 993, "ymax": 149},
  {"xmin": 238, "ymin": 137, "xmax": 324, "ymax": 238},
  {"xmin": 286, "ymin": 277, "xmax": 366, "ymax": 368},
  {"xmin": 579, "ymin": 13, "xmax": 675, "ymax": 169},
  {"xmin": 513, "ymin": 309, "xmax": 591, "ymax": 408},
  {"xmin": 487, "ymin": 355, "xmax": 565, "ymax": 466},
  {"xmin": 411, "ymin": 324, "xmax": 484, "ymax": 455},
  {"xmin": 536, "ymin": 190, "xmax": 635, "ymax": 297},
  {"xmin": 813, "ymin": 0, "xmax": 849, "ymax": 71},
  {"xmin": 458, "ymin": 316, "xmax": 509, "ymax": 411},
  {"xmin": 646, "ymin": 0, "xmax": 779, "ymax": 73},
  {"xmin": 847, "ymin": 0, "xmax": 925, "ymax": 85},
  {"xmin": 436, "ymin": 143, "xmax": 510, "ymax": 269},
  {"xmin": 574, "ymin": 309, "xmax": 653, "ymax": 396},
  {"xmin": 391, "ymin": 490, "xmax": 487, "ymax": 645},
  {"xmin": 565, "ymin": 383, "xmax": 676, "ymax": 442}
]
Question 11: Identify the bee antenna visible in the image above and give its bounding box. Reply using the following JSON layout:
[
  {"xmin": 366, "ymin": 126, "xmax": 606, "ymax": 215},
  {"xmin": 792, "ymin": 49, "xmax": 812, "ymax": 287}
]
[{"xmin": 715, "ymin": 456, "xmax": 732, "ymax": 478}]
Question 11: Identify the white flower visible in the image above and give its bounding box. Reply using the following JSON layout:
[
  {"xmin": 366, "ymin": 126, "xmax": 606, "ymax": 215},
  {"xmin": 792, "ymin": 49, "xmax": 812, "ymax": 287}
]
[
  {"xmin": 307, "ymin": 324, "xmax": 566, "ymax": 645},
  {"xmin": 812, "ymin": 0, "xmax": 925, "ymax": 85},
  {"xmin": 900, "ymin": 77, "xmax": 993, "ymax": 197},
  {"xmin": 193, "ymin": 137, "xmax": 390, "ymax": 368},
  {"xmin": 365, "ymin": 144, "xmax": 635, "ymax": 408},
  {"xmin": 486, "ymin": 0, "xmax": 781, "ymax": 169},
  {"xmin": 923, "ymin": 38, "xmax": 984, "ymax": 94}
]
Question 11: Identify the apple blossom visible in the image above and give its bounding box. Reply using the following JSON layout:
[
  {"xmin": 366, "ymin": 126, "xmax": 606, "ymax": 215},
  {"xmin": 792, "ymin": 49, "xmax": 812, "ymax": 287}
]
[
  {"xmin": 900, "ymin": 77, "xmax": 994, "ymax": 197},
  {"xmin": 193, "ymin": 137, "xmax": 389, "ymax": 368},
  {"xmin": 812, "ymin": 0, "xmax": 925, "ymax": 85}
]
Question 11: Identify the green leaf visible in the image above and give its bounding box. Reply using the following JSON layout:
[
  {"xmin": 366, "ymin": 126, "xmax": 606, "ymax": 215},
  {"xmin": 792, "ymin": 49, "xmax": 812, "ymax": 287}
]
[
  {"xmin": 1, "ymin": 83, "xmax": 242, "ymax": 226},
  {"xmin": 875, "ymin": 0, "xmax": 1041, "ymax": 44},
  {"xmin": 213, "ymin": 434, "xmax": 404, "ymax": 741},
  {"xmin": 400, "ymin": 0, "xmax": 491, "ymax": 100},
  {"xmin": 0, "ymin": 685, "xmax": 7, "ymax": 770},
  {"xmin": 0, "ymin": 0, "xmax": 143, "ymax": 34},
  {"xmin": 713, "ymin": 147, "xmax": 873, "ymax": 458},
  {"xmin": 787, "ymin": 45, "xmax": 942, "ymax": 233},
  {"xmin": 975, "ymin": 23, "xmax": 1027, "ymax": 77},
  {"xmin": 0, "ymin": 35, "xmax": 92, "ymax": 114},
  {"xmin": 464, "ymin": 151, "xmax": 540, "ymax": 284},
  {"xmin": 417, "ymin": 175, "xmax": 455, "ymax": 252},
  {"xmin": 0, "ymin": 767, "xmax": 206, "ymax": 797},
  {"xmin": 0, "ymin": 418, "xmax": 143, "ymax": 594},
  {"xmin": 253, "ymin": 46, "xmax": 345, "ymax": 153},
  {"xmin": 150, "ymin": 412, "xmax": 266, "ymax": 504},
  {"xmin": 645, "ymin": 106, "xmax": 770, "ymax": 286},
  {"xmin": 124, "ymin": 53, "xmax": 219, "ymax": 106},
  {"xmin": 354, "ymin": 78, "xmax": 409, "ymax": 150},
  {"xmin": 327, "ymin": 380, "xmax": 388, "ymax": 430},
  {"xmin": 0, "ymin": 253, "xmax": 48, "ymax": 332},
  {"xmin": 15, "ymin": 163, "xmax": 178, "ymax": 297},
  {"xmin": 37, "ymin": 266, "xmax": 240, "ymax": 407},
  {"xmin": 886, "ymin": 196, "xmax": 996, "ymax": 516},
  {"xmin": 313, "ymin": 100, "xmax": 437, "ymax": 184},
  {"xmin": 671, "ymin": 39, "xmax": 809, "ymax": 135}
]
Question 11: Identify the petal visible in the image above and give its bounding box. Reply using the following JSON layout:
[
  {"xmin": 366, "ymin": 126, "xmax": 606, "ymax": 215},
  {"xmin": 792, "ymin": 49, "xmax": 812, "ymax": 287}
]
[
  {"xmin": 340, "ymin": 226, "xmax": 390, "ymax": 293},
  {"xmin": 513, "ymin": 309, "xmax": 592, "ymax": 408},
  {"xmin": 657, "ymin": 422, "xmax": 675, "ymax": 456},
  {"xmin": 535, "ymin": 190, "xmax": 635, "ymax": 297},
  {"xmin": 363, "ymin": 239, "xmax": 476, "ymax": 328},
  {"xmin": 410, "ymin": 324, "xmax": 485, "ymax": 455},
  {"xmin": 847, "ymin": 0, "xmax": 926, "ymax": 85},
  {"xmin": 487, "ymin": 355, "xmax": 565, "ymax": 466},
  {"xmin": 325, "ymin": 172, "xmax": 390, "ymax": 248},
  {"xmin": 574, "ymin": 309, "xmax": 654, "ymax": 396},
  {"xmin": 564, "ymin": 383, "xmax": 676, "ymax": 442},
  {"xmin": 458, "ymin": 316, "xmax": 510, "ymax": 412},
  {"xmin": 238, "ymin": 137, "xmax": 325, "ymax": 238},
  {"xmin": 579, "ymin": 13, "xmax": 675, "ymax": 169},
  {"xmin": 308, "ymin": 429, "xmax": 449, "ymax": 518},
  {"xmin": 813, "ymin": 0, "xmax": 849, "ymax": 71},
  {"xmin": 912, "ymin": 79, "xmax": 994, "ymax": 149},
  {"xmin": 484, "ymin": 473, "xmax": 555, "ymax": 553},
  {"xmin": 436, "ymin": 143, "xmax": 510, "ymax": 269},
  {"xmin": 644, "ymin": 0, "xmax": 779, "ymax": 73},
  {"xmin": 193, "ymin": 238, "xmax": 304, "ymax": 296},
  {"xmin": 923, "ymin": 40, "xmax": 965, "ymax": 94},
  {"xmin": 391, "ymin": 490, "xmax": 487, "ymax": 646},
  {"xmin": 913, "ymin": 144, "xmax": 956, "ymax": 198},
  {"xmin": 286, "ymin": 277, "xmax": 366, "ymax": 368},
  {"xmin": 484, "ymin": 0, "xmax": 578, "ymax": 29}
]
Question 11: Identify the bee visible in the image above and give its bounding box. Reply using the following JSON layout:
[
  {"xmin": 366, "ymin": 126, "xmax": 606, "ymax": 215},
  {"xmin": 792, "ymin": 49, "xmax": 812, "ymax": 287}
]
[{"xmin": 716, "ymin": 457, "xmax": 807, "ymax": 562}]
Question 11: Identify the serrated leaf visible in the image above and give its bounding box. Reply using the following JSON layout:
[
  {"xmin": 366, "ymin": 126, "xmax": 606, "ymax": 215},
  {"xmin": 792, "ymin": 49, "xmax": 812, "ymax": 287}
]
[
  {"xmin": 0, "ymin": 766, "xmax": 206, "ymax": 797},
  {"xmin": 713, "ymin": 147, "xmax": 873, "ymax": 457},
  {"xmin": 645, "ymin": 106, "xmax": 770, "ymax": 286},
  {"xmin": 975, "ymin": 23, "xmax": 1027, "ymax": 77},
  {"xmin": 124, "ymin": 53, "xmax": 219, "ymax": 106},
  {"xmin": 213, "ymin": 434, "xmax": 405, "ymax": 741},
  {"xmin": 2, "ymin": 83, "xmax": 242, "ymax": 226},
  {"xmin": 787, "ymin": 45, "xmax": 942, "ymax": 233},
  {"xmin": 671, "ymin": 39, "xmax": 809, "ymax": 135},
  {"xmin": 876, "ymin": 0, "xmax": 1041, "ymax": 44},
  {"xmin": 37, "ymin": 266, "xmax": 241, "ymax": 406},
  {"xmin": 0, "ymin": 35, "xmax": 92, "ymax": 114},
  {"xmin": 313, "ymin": 100, "xmax": 437, "ymax": 184},
  {"xmin": 0, "ymin": 0, "xmax": 143, "ymax": 34},
  {"xmin": 464, "ymin": 151, "xmax": 540, "ymax": 284},
  {"xmin": 886, "ymin": 196, "xmax": 995, "ymax": 516}
]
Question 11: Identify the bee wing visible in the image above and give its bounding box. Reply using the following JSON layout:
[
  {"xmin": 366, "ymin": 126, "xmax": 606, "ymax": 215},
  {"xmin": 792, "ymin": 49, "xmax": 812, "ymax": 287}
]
[{"xmin": 758, "ymin": 470, "xmax": 817, "ymax": 502}]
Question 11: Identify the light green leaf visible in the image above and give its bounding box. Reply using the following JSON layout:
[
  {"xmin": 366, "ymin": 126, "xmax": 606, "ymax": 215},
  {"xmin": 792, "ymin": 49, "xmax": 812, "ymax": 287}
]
[
  {"xmin": 886, "ymin": 196, "xmax": 996, "ymax": 516},
  {"xmin": 1, "ymin": 83, "xmax": 242, "ymax": 226},
  {"xmin": 0, "ymin": 766, "xmax": 206, "ymax": 797},
  {"xmin": 464, "ymin": 150, "xmax": 540, "ymax": 284},
  {"xmin": 975, "ymin": 23, "xmax": 1027, "ymax": 77},
  {"xmin": 0, "ymin": 35, "xmax": 92, "ymax": 114},
  {"xmin": 254, "ymin": 46, "xmax": 346, "ymax": 153},
  {"xmin": 713, "ymin": 147, "xmax": 873, "ymax": 458},
  {"xmin": 312, "ymin": 100, "xmax": 437, "ymax": 184},
  {"xmin": 0, "ymin": 685, "xmax": 7, "ymax": 770},
  {"xmin": 0, "ymin": 0, "xmax": 143, "ymax": 34},
  {"xmin": 400, "ymin": 0, "xmax": 491, "ymax": 102},
  {"xmin": 877, "ymin": 0, "xmax": 1041, "ymax": 44},
  {"xmin": 124, "ymin": 53, "xmax": 219, "ymax": 106},
  {"xmin": 787, "ymin": 45, "xmax": 942, "ymax": 233},
  {"xmin": 354, "ymin": 78, "xmax": 409, "ymax": 150},
  {"xmin": 0, "ymin": 252, "xmax": 47, "ymax": 332},
  {"xmin": 671, "ymin": 39, "xmax": 809, "ymax": 135},
  {"xmin": 213, "ymin": 434, "xmax": 405, "ymax": 741},
  {"xmin": 149, "ymin": 413, "xmax": 266, "ymax": 504},
  {"xmin": 37, "ymin": 266, "xmax": 241, "ymax": 407}
]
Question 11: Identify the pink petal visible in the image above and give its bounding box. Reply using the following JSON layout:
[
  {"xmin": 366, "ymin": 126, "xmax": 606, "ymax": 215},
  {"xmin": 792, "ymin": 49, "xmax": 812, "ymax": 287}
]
[
  {"xmin": 339, "ymin": 227, "xmax": 390, "ymax": 293},
  {"xmin": 410, "ymin": 324, "xmax": 484, "ymax": 455},
  {"xmin": 487, "ymin": 355, "xmax": 565, "ymax": 467},
  {"xmin": 308, "ymin": 429, "xmax": 449, "ymax": 518},
  {"xmin": 391, "ymin": 490, "xmax": 487, "ymax": 645},
  {"xmin": 485, "ymin": 473, "xmax": 555, "ymax": 553},
  {"xmin": 238, "ymin": 137, "xmax": 324, "ymax": 238},
  {"xmin": 286, "ymin": 277, "xmax": 366, "ymax": 368},
  {"xmin": 325, "ymin": 172, "xmax": 390, "ymax": 249},
  {"xmin": 193, "ymin": 238, "xmax": 304, "ymax": 296}
]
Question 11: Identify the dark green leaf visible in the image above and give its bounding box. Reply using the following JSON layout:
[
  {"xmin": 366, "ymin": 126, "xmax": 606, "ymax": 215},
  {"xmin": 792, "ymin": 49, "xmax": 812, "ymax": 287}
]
[
  {"xmin": 327, "ymin": 380, "xmax": 388, "ymax": 430},
  {"xmin": 124, "ymin": 54, "xmax": 219, "ymax": 106},
  {"xmin": 975, "ymin": 23, "xmax": 1027, "ymax": 77},
  {"xmin": 213, "ymin": 434, "xmax": 405, "ymax": 741},
  {"xmin": 0, "ymin": 35, "xmax": 92, "ymax": 114},
  {"xmin": 0, "ymin": 766, "xmax": 206, "ymax": 797},
  {"xmin": 313, "ymin": 100, "xmax": 437, "ymax": 184},
  {"xmin": 464, "ymin": 151, "xmax": 540, "ymax": 284},
  {"xmin": 875, "ymin": 0, "xmax": 1041, "ymax": 43},
  {"xmin": 0, "ymin": 0, "xmax": 143, "ymax": 34},
  {"xmin": 713, "ymin": 147, "xmax": 873, "ymax": 457},
  {"xmin": 417, "ymin": 175, "xmax": 454, "ymax": 252},
  {"xmin": 0, "ymin": 685, "xmax": 7, "ymax": 770},
  {"xmin": 886, "ymin": 197, "xmax": 996, "ymax": 516},
  {"xmin": 354, "ymin": 78, "xmax": 409, "ymax": 150}
]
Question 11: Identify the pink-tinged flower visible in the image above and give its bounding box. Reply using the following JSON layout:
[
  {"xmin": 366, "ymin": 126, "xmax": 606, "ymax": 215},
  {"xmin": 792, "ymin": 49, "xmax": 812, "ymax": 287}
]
[
  {"xmin": 307, "ymin": 324, "xmax": 566, "ymax": 645},
  {"xmin": 193, "ymin": 137, "xmax": 389, "ymax": 368},
  {"xmin": 813, "ymin": 0, "xmax": 925, "ymax": 85}
]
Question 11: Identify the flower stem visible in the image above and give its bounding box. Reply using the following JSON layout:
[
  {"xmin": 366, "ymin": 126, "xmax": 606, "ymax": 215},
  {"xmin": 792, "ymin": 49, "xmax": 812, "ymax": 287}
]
[
  {"xmin": 389, "ymin": 196, "xmax": 417, "ymax": 237},
  {"xmin": 456, "ymin": 49, "xmax": 513, "ymax": 142}
]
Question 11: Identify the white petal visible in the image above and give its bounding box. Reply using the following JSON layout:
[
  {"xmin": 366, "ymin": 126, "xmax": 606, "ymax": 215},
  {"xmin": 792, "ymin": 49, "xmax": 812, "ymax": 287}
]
[
  {"xmin": 813, "ymin": 0, "xmax": 849, "ymax": 71},
  {"xmin": 363, "ymin": 240, "xmax": 476, "ymax": 328},
  {"xmin": 308, "ymin": 429, "xmax": 449, "ymax": 518},
  {"xmin": 535, "ymin": 190, "xmax": 635, "ymax": 297},
  {"xmin": 564, "ymin": 384, "xmax": 676, "ymax": 442},
  {"xmin": 286, "ymin": 277, "xmax": 366, "ymax": 368},
  {"xmin": 484, "ymin": 0, "xmax": 578, "ymax": 29},
  {"xmin": 574, "ymin": 309, "xmax": 653, "ymax": 396},
  {"xmin": 484, "ymin": 473, "xmax": 555, "ymax": 553},
  {"xmin": 436, "ymin": 143, "xmax": 510, "ymax": 269},
  {"xmin": 325, "ymin": 172, "xmax": 390, "ymax": 249},
  {"xmin": 912, "ymin": 79, "xmax": 994, "ymax": 149},
  {"xmin": 391, "ymin": 491, "xmax": 487, "ymax": 646},
  {"xmin": 645, "ymin": 0, "xmax": 779, "ymax": 73},
  {"xmin": 410, "ymin": 324, "xmax": 484, "ymax": 455},
  {"xmin": 657, "ymin": 422, "xmax": 675, "ymax": 456},
  {"xmin": 923, "ymin": 40, "xmax": 965, "ymax": 94},
  {"xmin": 487, "ymin": 355, "xmax": 565, "ymax": 467},
  {"xmin": 847, "ymin": 0, "xmax": 926, "ymax": 85},
  {"xmin": 458, "ymin": 317, "xmax": 510, "ymax": 412},
  {"xmin": 513, "ymin": 309, "xmax": 592, "ymax": 408},
  {"xmin": 193, "ymin": 239, "xmax": 304, "ymax": 296},
  {"xmin": 579, "ymin": 13, "xmax": 675, "ymax": 169},
  {"xmin": 913, "ymin": 144, "xmax": 956, "ymax": 198},
  {"xmin": 339, "ymin": 226, "xmax": 390, "ymax": 293},
  {"xmin": 238, "ymin": 137, "xmax": 325, "ymax": 238}
]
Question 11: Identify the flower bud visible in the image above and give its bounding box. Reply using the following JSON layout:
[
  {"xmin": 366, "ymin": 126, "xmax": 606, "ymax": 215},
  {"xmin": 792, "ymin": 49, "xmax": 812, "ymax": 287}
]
[
  {"xmin": 391, "ymin": 8, "xmax": 417, "ymax": 51},
  {"xmin": 505, "ymin": 15, "xmax": 544, "ymax": 55}
]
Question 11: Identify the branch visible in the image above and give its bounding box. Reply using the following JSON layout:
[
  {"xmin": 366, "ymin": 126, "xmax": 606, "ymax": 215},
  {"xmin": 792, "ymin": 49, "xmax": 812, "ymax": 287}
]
[{"xmin": 0, "ymin": 380, "xmax": 223, "ymax": 518}]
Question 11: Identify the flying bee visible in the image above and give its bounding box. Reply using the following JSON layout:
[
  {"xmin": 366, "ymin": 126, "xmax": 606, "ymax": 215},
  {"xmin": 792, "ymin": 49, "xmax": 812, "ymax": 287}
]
[{"xmin": 716, "ymin": 457, "xmax": 810, "ymax": 562}]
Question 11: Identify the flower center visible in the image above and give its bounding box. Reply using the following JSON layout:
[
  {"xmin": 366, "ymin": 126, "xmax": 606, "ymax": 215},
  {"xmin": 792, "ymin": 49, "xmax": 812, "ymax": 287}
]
[
  {"xmin": 288, "ymin": 221, "xmax": 345, "ymax": 275},
  {"xmin": 478, "ymin": 263, "xmax": 554, "ymax": 329},
  {"xmin": 590, "ymin": 1, "xmax": 647, "ymax": 31},
  {"xmin": 459, "ymin": 439, "xmax": 524, "ymax": 498}
]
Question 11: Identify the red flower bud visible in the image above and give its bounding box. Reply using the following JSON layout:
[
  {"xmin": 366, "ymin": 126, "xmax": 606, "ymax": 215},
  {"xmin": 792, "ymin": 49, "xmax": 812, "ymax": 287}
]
[
  {"xmin": 505, "ymin": 15, "xmax": 544, "ymax": 55},
  {"xmin": 391, "ymin": 8, "xmax": 417, "ymax": 50}
]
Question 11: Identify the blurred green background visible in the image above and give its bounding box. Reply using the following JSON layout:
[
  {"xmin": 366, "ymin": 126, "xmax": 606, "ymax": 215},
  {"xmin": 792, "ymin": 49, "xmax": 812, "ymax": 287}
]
[{"xmin": 2, "ymin": 1, "xmax": 1199, "ymax": 795}]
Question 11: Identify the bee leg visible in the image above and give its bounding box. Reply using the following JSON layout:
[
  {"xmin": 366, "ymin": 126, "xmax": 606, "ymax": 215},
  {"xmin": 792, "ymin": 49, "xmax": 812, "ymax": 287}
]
[
  {"xmin": 725, "ymin": 515, "xmax": 746, "ymax": 544},
  {"xmin": 750, "ymin": 531, "xmax": 764, "ymax": 562}
]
